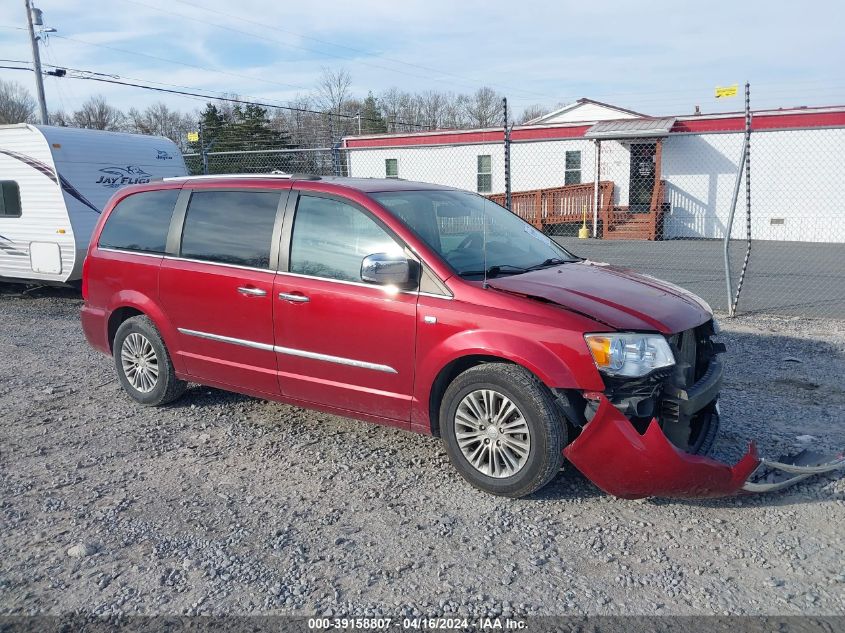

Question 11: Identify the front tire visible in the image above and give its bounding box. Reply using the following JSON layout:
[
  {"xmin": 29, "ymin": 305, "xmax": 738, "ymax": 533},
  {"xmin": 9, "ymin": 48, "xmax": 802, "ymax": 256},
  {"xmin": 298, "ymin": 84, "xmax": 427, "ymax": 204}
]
[
  {"xmin": 113, "ymin": 315, "xmax": 186, "ymax": 406},
  {"xmin": 440, "ymin": 363, "xmax": 566, "ymax": 498}
]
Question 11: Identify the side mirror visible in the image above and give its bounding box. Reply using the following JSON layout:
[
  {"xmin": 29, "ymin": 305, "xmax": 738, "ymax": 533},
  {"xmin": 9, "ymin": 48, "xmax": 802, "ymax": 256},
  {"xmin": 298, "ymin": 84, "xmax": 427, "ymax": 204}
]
[{"xmin": 361, "ymin": 252, "xmax": 412, "ymax": 286}]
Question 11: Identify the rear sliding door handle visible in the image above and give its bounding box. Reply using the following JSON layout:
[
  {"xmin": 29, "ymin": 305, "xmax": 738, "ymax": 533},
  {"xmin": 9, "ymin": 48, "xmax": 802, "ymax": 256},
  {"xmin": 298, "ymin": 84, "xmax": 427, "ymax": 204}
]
[
  {"xmin": 237, "ymin": 286, "xmax": 267, "ymax": 297},
  {"xmin": 278, "ymin": 292, "xmax": 310, "ymax": 303}
]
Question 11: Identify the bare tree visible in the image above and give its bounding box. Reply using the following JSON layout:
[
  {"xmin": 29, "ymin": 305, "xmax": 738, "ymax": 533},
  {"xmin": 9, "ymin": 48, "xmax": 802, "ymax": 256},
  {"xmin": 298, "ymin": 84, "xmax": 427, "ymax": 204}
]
[
  {"xmin": 417, "ymin": 90, "xmax": 448, "ymax": 129},
  {"xmin": 518, "ymin": 104, "xmax": 552, "ymax": 124},
  {"xmin": 316, "ymin": 67, "xmax": 351, "ymax": 115},
  {"xmin": 72, "ymin": 95, "xmax": 125, "ymax": 131},
  {"xmin": 0, "ymin": 79, "xmax": 36, "ymax": 124},
  {"xmin": 127, "ymin": 102, "xmax": 195, "ymax": 149},
  {"xmin": 442, "ymin": 93, "xmax": 468, "ymax": 129},
  {"xmin": 464, "ymin": 87, "xmax": 502, "ymax": 127},
  {"xmin": 49, "ymin": 110, "xmax": 71, "ymax": 127},
  {"xmin": 378, "ymin": 88, "xmax": 422, "ymax": 132}
]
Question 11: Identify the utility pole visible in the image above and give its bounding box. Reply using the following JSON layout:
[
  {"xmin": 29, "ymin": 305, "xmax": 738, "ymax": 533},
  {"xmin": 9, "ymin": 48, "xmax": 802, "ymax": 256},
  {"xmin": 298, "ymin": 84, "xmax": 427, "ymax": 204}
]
[{"xmin": 25, "ymin": 0, "xmax": 49, "ymax": 124}]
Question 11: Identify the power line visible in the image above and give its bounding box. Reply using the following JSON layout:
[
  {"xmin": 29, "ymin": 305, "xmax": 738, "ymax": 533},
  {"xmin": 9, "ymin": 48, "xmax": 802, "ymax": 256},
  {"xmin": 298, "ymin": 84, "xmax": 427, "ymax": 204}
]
[
  {"xmin": 54, "ymin": 69, "xmax": 430, "ymax": 129},
  {"xmin": 51, "ymin": 34, "xmax": 310, "ymax": 92},
  {"xmin": 122, "ymin": 0, "xmax": 550, "ymax": 99}
]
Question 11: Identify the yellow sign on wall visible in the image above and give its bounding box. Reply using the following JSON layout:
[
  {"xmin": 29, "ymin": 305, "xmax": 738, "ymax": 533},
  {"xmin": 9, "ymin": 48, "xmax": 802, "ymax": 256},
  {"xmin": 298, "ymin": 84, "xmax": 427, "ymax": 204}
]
[
  {"xmin": 715, "ymin": 85, "xmax": 739, "ymax": 99},
  {"xmin": 186, "ymin": 131, "xmax": 199, "ymax": 142}
]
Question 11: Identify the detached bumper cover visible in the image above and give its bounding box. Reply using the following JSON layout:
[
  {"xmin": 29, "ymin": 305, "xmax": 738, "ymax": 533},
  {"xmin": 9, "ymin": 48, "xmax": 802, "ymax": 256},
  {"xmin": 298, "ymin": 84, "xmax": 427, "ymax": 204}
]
[
  {"xmin": 563, "ymin": 395, "xmax": 845, "ymax": 499},
  {"xmin": 563, "ymin": 395, "xmax": 760, "ymax": 499}
]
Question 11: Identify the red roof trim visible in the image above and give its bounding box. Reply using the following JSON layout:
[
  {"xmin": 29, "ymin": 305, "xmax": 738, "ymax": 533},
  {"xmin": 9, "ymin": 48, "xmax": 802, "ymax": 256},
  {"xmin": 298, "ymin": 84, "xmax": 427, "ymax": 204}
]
[
  {"xmin": 345, "ymin": 110, "xmax": 845, "ymax": 148},
  {"xmin": 672, "ymin": 111, "xmax": 845, "ymax": 133}
]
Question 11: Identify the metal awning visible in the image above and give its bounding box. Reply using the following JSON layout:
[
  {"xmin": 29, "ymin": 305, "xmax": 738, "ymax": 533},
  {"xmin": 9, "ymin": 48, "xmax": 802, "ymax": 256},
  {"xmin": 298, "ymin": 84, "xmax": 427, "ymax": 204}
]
[{"xmin": 585, "ymin": 117, "xmax": 676, "ymax": 139}]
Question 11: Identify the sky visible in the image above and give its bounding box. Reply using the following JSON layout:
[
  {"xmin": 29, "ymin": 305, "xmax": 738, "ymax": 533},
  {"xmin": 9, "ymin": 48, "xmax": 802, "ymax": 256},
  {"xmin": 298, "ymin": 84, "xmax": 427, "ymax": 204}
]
[{"xmin": 1, "ymin": 0, "xmax": 844, "ymax": 120}]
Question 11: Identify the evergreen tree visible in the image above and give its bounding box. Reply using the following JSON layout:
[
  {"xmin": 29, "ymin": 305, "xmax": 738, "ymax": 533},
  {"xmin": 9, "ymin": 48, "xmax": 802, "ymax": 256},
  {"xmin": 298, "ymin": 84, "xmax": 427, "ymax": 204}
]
[
  {"xmin": 190, "ymin": 101, "xmax": 296, "ymax": 174},
  {"xmin": 360, "ymin": 92, "xmax": 387, "ymax": 134}
]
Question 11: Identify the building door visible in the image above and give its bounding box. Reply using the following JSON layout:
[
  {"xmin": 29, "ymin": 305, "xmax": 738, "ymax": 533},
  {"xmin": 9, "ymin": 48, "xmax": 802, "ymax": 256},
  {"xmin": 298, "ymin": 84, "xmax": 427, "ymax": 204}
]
[{"xmin": 629, "ymin": 143, "xmax": 656, "ymax": 212}]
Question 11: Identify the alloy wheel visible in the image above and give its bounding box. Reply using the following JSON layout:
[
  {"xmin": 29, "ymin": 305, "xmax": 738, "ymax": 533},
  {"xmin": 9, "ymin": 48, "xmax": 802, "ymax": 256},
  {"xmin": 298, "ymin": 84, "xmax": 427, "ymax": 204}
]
[
  {"xmin": 454, "ymin": 389, "xmax": 531, "ymax": 478},
  {"xmin": 120, "ymin": 332, "xmax": 159, "ymax": 393}
]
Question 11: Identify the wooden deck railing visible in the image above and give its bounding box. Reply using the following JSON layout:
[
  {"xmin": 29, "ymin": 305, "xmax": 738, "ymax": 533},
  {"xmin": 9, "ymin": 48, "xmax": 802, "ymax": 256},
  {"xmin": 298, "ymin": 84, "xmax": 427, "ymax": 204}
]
[{"xmin": 489, "ymin": 182, "xmax": 615, "ymax": 230}]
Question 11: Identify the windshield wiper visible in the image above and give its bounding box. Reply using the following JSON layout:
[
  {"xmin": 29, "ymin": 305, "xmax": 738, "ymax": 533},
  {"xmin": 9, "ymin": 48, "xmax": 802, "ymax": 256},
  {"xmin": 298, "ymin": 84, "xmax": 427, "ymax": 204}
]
[
  {"xmin": 457, "ymin": 264, "xmax": 528, "ymax": 279},
  {"xmin": 524, "ymin": 257, "xmax": 573, "ymax": 271}
]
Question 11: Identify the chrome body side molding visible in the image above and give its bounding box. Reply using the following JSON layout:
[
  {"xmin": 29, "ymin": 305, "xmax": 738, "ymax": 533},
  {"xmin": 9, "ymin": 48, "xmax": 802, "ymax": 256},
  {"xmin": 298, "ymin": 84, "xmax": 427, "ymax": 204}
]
[{"xmin": 177, "ymin": 328, "xmax": 397, "ymax": 374}]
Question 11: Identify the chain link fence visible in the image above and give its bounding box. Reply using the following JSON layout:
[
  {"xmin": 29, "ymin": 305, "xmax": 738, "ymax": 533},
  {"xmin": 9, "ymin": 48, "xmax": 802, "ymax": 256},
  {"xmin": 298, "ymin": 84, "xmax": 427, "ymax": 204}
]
[{"xmin": 182, "ymin": 101, "xmax": 845, "ymax": 319}]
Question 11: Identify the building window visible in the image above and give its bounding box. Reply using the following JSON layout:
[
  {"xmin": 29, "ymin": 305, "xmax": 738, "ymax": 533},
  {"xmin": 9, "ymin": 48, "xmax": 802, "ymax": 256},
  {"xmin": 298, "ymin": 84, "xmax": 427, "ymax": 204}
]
[
  {"xmin": 0, "ymin": 181, "xmax": 22, "ymax": 218},
  {"xmin": 385, "ymin": 158, "xmax": 399, "ymax": 178},
  {"xmin": 477, "ymin": 155, "xmax": 492, "ymax": 193},
  {"xmin": 564, "ymin": 151, "xmax": 581, "ymax": 185}
]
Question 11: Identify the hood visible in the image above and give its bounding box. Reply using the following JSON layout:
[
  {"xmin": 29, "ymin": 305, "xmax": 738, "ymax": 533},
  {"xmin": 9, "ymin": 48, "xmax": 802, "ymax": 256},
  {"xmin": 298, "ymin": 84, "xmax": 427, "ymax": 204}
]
[{"xmin": 488, "ymin": 261, "xmax": 712, "ymax": 334}]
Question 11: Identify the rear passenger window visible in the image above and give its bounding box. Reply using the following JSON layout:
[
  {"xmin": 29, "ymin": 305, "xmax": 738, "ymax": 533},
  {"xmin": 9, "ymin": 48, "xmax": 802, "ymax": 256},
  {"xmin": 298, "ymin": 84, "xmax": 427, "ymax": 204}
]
[
  {"xmin": 180, "ymin": 191, "xmax": 280, "ymax": 269},
  {"xmin": 0, "ymin": 181, "xmax": 22, "ymax": 218},
  {"xmin": 289, "ymin": 195, "xmax": 400, "ymax": 282},
  {"xmin": 99, "ymin": 189, "xmax": 178, "ymax": 253}
]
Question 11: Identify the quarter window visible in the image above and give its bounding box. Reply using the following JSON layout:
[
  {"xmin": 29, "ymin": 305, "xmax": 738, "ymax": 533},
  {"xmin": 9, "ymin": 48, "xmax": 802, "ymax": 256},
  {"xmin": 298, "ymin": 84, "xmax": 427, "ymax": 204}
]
[
  {"xmin": 99, "ymin": 189, "xmax": 178, "ymax": 253},
  {"xmin": 385, "ymin": 158, "xmax": 399, "ymax": 178},
  {"xmin": 289, "ymin": 195, "xmax": 401, "ymax": 283},
  {"xmin": 477, "ymin": 155, "xmax": 492, "ymax": 193},
  {"xmin": 180, "ymin": 191, "xmax": 280, "ymax": 268},
  {"xmin": 565, "ymin": 150, "xmax": 582, "ymax": 185},
  {"xmin": 0, "ymin": 181, "xmax": 22, "ymax": 218}
]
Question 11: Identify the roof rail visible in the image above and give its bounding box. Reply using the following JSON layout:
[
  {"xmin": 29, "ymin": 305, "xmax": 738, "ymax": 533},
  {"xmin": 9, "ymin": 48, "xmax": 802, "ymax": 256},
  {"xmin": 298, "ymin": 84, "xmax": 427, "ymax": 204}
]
[{"xmin": 163, "ymin": 172, "xmax": 323, "ymax": 182}]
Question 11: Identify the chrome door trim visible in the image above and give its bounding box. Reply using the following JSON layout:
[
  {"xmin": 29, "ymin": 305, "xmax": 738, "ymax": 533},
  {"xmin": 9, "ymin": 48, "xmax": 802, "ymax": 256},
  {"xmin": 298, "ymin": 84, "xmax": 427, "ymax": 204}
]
[
  {"xmin": 279, "ymin": 270, "xmax": 418, "ymax": 295},
  {"xmin": 274, "ymin": 345, "xmax": 397, "ymax": 374},
  {"xmin": 97, "ymin": 247, "xmax": 164, "ymax": 260},
  {"xmin": 163, "ymin": 255, "xmax": 273, "ymax": 274},
  {"xmin": 178, "ymin": 328, "xmax": 397, "ymax": 374},
  {"xmin": 178, "ymin": 328, "xmax": 275, "ymax": 352}
]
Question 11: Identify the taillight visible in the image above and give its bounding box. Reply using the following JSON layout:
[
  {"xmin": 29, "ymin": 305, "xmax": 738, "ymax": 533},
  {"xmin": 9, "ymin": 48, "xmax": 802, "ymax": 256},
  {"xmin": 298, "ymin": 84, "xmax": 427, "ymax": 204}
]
[{"xmin": 81, "ymin": 255, "xmax": 90, "ymax": 300}]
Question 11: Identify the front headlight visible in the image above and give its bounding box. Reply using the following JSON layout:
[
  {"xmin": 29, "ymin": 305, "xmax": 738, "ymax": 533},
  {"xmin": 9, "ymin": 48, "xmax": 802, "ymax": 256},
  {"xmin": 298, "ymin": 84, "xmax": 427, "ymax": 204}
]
[{"xmin": 584, "ymin": 333, "xmax": 675, "ymax": 378}]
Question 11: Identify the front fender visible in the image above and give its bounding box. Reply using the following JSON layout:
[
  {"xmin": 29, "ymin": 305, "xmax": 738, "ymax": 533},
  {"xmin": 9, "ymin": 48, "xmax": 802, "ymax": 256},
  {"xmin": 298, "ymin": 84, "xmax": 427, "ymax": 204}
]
[{"xmin": 411, "ymin": 328, "xmax": 604, "ymax": 432}]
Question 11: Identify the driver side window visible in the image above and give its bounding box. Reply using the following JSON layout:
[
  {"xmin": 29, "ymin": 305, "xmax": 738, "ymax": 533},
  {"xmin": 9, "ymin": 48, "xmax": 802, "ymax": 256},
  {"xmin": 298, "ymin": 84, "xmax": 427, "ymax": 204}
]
[{"xmin": 289, "ymin": 195, "xmax": 401, "ymax": 283}]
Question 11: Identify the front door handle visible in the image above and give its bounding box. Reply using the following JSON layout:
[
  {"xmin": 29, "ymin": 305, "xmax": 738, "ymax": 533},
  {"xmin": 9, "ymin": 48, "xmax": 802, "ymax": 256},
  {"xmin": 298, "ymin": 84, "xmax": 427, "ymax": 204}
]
[
  {"xmin": 237, "ymin": 286, "xmax": 267, "ymax": 297},
  {"xmin": 278, "ymin": 292, "xmax": 310, "ymax": 303}
]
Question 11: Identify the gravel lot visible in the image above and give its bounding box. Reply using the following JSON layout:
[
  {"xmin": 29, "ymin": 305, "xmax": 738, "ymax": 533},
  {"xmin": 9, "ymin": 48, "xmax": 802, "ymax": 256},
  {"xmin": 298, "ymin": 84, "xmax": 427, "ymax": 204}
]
[{"xmin": 1, "ymin": 284, "xmax": 844, "ymax": 618}]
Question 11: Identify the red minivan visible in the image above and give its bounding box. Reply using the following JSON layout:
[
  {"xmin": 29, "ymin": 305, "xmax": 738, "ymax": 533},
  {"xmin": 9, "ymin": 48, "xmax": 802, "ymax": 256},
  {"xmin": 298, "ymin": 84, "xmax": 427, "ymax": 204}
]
[{"xmin": 81, "ymin": 174, "xmax": 758, "ymax": 499}]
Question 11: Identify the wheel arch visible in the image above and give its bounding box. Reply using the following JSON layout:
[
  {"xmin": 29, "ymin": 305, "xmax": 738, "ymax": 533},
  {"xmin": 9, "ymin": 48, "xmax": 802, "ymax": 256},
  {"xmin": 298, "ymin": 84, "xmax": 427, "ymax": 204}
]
[
  {"xmin": 104, "ymin": 291, "xmax": 182, "ymax": 371},
  {"xmin": 418, "ymin": 329, "xmax": 601, "ymax": 437},
  {"xmin": 428, "ymin": 354, "xmax": 516, "ymax": 437},
  {"xmin": 107, "ymin": 306, "xmax": 144, "ymax": 351}
]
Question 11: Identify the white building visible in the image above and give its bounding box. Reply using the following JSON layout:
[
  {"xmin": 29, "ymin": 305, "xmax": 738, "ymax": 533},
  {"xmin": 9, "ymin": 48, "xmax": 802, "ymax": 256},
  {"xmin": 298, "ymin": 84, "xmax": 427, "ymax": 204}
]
[{"xmin": 344, "ymin": 99, "xmax": 845, "ymax": 243}]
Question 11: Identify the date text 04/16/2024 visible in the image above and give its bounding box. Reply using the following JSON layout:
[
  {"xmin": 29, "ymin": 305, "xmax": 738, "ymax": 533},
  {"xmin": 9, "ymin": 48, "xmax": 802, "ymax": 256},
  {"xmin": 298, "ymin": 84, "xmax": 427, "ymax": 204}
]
[{"xmin": 307, "ymin": 617, "xmax": 528, "ymax": 630}]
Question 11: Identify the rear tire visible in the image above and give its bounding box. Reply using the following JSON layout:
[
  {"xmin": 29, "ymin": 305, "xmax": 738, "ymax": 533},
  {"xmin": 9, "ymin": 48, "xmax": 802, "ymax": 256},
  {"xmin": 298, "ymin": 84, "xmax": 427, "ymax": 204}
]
[
  {"xmin": 113, "ymin": 315, "xmax": 186, "ymax": 406},
  {"xmin": 440, "ymin": 363, "xmax": 566, "ymax": 498}
]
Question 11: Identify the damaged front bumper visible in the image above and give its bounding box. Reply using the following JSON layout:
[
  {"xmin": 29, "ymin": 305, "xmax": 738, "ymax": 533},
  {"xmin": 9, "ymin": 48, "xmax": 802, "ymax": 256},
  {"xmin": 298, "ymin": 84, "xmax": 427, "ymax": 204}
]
[{"xmin": 562, "ymin": 395, "xmax": 845, "ymax": 499}]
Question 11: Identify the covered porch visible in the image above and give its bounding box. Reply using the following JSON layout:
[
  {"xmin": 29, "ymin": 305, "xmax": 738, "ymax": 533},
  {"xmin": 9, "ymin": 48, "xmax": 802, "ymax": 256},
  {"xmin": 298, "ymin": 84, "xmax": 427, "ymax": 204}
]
[{"xmin": 490, "ymin": 117, "xmax": 675, "ymax": 241}]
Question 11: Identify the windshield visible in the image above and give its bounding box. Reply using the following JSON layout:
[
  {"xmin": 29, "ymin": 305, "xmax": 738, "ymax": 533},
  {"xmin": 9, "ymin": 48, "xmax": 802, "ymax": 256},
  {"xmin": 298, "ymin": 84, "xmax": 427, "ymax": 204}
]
[{"xmin": 372, "ymin": 190, "xmax": 577, "ymax": 278}]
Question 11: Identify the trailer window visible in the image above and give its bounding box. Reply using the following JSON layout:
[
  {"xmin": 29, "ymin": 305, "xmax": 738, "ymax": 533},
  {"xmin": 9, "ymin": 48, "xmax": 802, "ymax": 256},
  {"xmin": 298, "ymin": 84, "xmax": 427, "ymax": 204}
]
[
  {"xmin": 180, "ymin": 191, "xmax": 280, "ymax": 269},
  {"xmin": 0, "ymin": 181, "xmax": 22, "ymax": 218},
  {"xmin": 99, "ymin": 190, "xmax": 178, "ymax": 253}
]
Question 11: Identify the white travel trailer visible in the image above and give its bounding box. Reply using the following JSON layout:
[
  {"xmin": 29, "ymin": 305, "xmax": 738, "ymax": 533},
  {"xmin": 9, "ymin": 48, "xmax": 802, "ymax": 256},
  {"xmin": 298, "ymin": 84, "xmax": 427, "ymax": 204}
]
[{"xmin": 0, "ymin": 124, "xmax": 187, "ymax": 284}]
